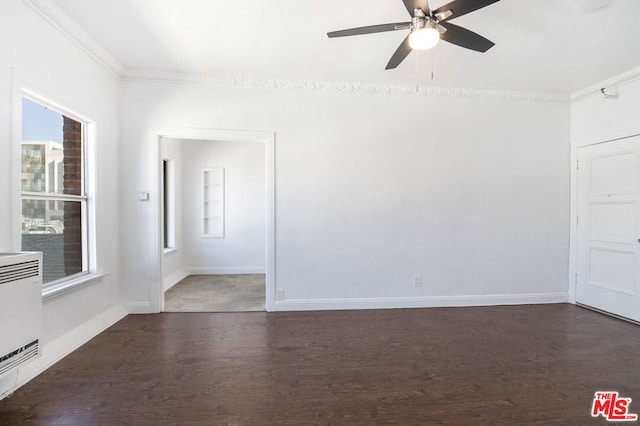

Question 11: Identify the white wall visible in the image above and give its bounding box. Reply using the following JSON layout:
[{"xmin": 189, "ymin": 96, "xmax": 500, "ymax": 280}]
[
  {"xmin": 0, "ymin": 0, "xmax": 124, "ymax": 397},
  {"xmin": 182, "ymin": 139, "xmax": 265, "ymax": 274},
  {"xmin": 120, "ymin": 79, "xmax": 570, "ymax": 311}
]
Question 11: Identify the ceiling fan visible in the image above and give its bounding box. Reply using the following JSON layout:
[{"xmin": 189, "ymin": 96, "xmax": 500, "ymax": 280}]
[{"xmin": 327, "ymin": 0, "xmax": 501, "ymax": 70}]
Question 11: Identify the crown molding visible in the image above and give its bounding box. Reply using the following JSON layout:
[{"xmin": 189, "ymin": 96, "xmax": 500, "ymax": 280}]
[
  {"xmin": 571, "ymin": 65, "xmax": 640, "ymax": 102},
  {"xmin": 123, "ymin": 69, "xmax": 569, "ymax": 103},
  {"xmin": 23, "ymin": 0, "xmax": 125, "ymax": 76}
]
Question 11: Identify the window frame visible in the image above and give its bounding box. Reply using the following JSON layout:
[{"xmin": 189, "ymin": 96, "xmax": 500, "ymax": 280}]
[{"xmin": 19, "ymin": 89, "xmax": 98, "ymax": 297}]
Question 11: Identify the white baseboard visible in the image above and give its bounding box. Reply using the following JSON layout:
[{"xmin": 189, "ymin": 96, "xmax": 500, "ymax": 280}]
[
  {"xmin": 163, "ymin": 268, "xmax": 189, "ymax": 291},
  {"xmin": 188, "ymin": 266, "xmax": 266, "ymax": 275},
  {"xmin": 124, "ymin": 301, "xmax": 153, "ymax": 314},
  {"xmin": 0, "ymin": 303, "xmax": 127, "ymax": 401},
  {"xmin": 268, "ymin": 292, "xmax": 569, "ymax": 312}
]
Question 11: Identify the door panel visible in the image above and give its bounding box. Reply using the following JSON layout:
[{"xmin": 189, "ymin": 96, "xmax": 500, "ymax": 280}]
[
  {"xmin": 589, "ymin": 202, "xmax": 635, "ymax": 242},
  {"xmin": 577, "ymin": 136, "xmax": 640, "ymax": 322},
  {"xmin": 590, "ymin": 151, "xmax": 636, "ymax": 193},
  {"xmin": 588, "ymin": 248, "xmax": 635, "ymax": 294}
]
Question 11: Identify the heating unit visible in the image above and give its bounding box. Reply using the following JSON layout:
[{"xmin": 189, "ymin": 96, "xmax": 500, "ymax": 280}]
[{"xmin": 0, "ymin": 252, "xmax": 42, "ymax": 378}]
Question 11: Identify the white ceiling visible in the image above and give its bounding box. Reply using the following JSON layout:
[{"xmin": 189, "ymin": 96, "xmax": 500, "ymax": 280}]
[{"xmin": 50, "ymin": 0, "xmax": 640, "ymax": 96}]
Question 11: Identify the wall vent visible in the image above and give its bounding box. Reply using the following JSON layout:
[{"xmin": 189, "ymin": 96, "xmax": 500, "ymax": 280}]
[
  {"xmin": 0, "ymin": 260, "xmax": 39, "ymax": 285},
  {"xmin": 0, "ymin": 340, "xmax": 39, "ymax": 377}
]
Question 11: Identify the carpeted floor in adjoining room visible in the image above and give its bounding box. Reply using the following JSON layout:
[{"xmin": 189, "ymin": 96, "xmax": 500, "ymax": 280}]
[{"xmin": 164, "ymin": 274, "xmax": 265, "ymax": 312}]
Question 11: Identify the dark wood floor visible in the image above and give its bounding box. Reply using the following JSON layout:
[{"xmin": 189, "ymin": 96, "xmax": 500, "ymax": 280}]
[{"xmin": 1, "ymin": 304, "xmax": 639, "ymax": 425}]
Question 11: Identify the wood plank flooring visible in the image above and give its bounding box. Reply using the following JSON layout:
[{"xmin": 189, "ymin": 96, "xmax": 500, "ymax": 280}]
[{"xmin": 1, "ymin": 304, "xmax": 639, "ymax": 425}]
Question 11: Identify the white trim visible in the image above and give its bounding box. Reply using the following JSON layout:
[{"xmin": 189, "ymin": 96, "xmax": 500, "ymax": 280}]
[
  {"xmin": 188, "ymin": 267, "xmax": 266, "ymax": 275},
  {"xmin": 158, "ymin": 127, "xmax": 275, "ymax": 144},
  {"xmin": 163, "ymin": 267, "xmax": 188, "ymax": 292},
  {"xmin": 21, "ymin": 192, "xmax": 86, "ymax": 202},
  {"xmin": 270, "ymin": 293, "xmax": 569, "ymax": 312},
  {"xmin": 124, "ymin": 69, "xmax": 568, "ymax": 103},
  {"xmin": 21, "ymin": 87, "xmax": 93, "ymax": 124},
  {"xmin": 42, "ymin": 272, "xmax": 107, "ymax": 302},
  {"xmin": 571, "ymin": 64, "xmax": 640, "ymax": 102},
  {"xmin": 0, "ymin": 304, "xmax": 127, "ymax": 401},
  {"xmin": 124, "ymin": 301, "xmax": 153, "ymax": 314},
  {"xmin": 264, "ymin": 133, "xmax": 276, "ymax": 312},
  {"xmin": 570, "ymin": 129, "xmax": 640, "ymax": 149},
  {"xmin": 568, "ymin": 140, "xmax": 578, "ymax": 304}
]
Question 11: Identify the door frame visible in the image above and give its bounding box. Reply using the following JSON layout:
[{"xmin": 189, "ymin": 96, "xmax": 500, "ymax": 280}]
[
  {"xmin": 153, "ymin": 127, "xmax": 276, "ymax": 312},
  {"xmin": 569, "ymin": 128, "xmax": 640, "ymax": 305}
]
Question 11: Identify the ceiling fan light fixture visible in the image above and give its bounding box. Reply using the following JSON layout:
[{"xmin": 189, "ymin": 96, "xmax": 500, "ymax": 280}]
[{"xmin": 408, "ymin": 25, "xmax": 440, "ymax": 50}]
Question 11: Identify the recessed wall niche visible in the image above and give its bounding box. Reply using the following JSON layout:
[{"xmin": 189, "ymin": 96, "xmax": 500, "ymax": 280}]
[{"xmin": 202, "ymin": 167, "xmax": 224, "ymax": 238}]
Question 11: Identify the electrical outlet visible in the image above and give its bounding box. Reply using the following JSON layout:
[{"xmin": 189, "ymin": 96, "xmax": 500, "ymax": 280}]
[
  {"xmin": 413, "ymin": 275, "xmax": 423, "ymax": 287},
  {"xmin": 275, "ymin": 289, "xmax": 284, "ymax": 300}
]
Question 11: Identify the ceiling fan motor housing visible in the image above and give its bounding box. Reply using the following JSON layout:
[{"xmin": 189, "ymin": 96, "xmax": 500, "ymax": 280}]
[{"xmin": 412, "ymin": 8, "xmax": 427, "ymax": 31}]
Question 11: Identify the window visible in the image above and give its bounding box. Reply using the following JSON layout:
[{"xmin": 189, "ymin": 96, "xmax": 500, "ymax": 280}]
[
  {"xmin": 163, "ymin": 158, "xmax": 175, "ymax": 250},
  {"xmin": 21, "ymin": 97, "xmax": 89, "ymax": 284}
]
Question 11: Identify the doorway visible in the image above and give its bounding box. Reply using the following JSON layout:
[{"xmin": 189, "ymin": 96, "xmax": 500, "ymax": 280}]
[
  {"xmin": 154, "ymin": 128, "xmax": 275, "ymax": 313},
  {"xmin": 576, "ymin": 134, "xmax": 640, "ymax": 322}
]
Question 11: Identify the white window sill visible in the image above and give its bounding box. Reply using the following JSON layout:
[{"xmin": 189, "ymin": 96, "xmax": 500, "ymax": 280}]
[
  {"xmin": 42, "ymin": 272, "xmax": 108, "ymax": 303},
  {"xmin": 164, "ymin": 247, "xmax": 178, "ymax": 255}
]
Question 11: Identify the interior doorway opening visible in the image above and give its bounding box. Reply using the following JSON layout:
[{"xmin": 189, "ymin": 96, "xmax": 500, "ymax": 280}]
[{"xmin": 154, "ymin": 128, "xmax": 275, "ymax": 313}]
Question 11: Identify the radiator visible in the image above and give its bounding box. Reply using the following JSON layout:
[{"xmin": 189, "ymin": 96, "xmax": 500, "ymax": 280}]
[{"xmin": 0, "ymin": 252, "xmax": 42, "ymax": 378}]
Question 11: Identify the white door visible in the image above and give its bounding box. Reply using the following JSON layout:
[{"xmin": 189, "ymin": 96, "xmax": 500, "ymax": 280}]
[{"xmin": 576, "ymin": 135, "xmax": 640, "ymax": 322}]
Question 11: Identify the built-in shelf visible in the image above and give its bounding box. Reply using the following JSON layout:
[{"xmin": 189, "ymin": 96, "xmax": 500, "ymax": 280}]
[{"xmin": 202, "ymin": 168, "xmax": 224, "ymax": 238}]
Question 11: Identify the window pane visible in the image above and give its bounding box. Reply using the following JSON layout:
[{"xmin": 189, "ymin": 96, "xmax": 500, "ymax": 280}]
[
  {"xmin": 21, "ymin": 99, "xmax": 83, "ymax": 196},
  {"xmin": 21, "ymin": 199, "xmax": 84, "ymax": 283}
]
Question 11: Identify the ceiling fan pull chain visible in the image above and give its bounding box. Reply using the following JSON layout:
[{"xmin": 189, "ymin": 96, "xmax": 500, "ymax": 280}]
[
  {"xmin": 430, "ymin": 48, "xmax": 435, "ymax": 81},
  {"xmin": 415, "ymin": 49, "xmax": 420, "ymax": 92}
]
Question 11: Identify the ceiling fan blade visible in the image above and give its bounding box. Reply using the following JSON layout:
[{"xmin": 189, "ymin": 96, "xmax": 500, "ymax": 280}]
[
  {"xmin": 401, "ymin": 0, "xmax": 431, "ymax": 16},
  {"xmin": 439, "ymin": 22, "xmax": 494, "ymax": 52},
  {"xmin": 433, "ymin": 0, "xmax": 500, "ymax": 22},
  {"xmin": 385, "ymin": 34, "xmax": 412, "ymax": 69},
  {"xmin": 327, "ymin": 22, "xmax": 411, "ymax": 38}
]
